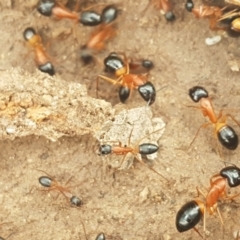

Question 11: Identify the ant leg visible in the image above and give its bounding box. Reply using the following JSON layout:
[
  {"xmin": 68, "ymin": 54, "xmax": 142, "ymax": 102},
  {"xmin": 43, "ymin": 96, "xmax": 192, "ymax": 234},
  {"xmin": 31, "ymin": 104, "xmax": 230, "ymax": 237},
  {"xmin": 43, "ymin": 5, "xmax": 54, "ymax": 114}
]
[
  {"xmin": 189, "ymin": 122, "xmax": 211, "ymax": 148},
  {"xmin": 216, "ymin": 206, "xmax": 224, "ymax": 226},
  {"xmin": 221, "ymin": 114, "xmax": 240, "ymax": 128},
  {"xmin": 224, "ymin": 192, "xmax": 240, "ymax": 201},
  {"xmin": 134, "ymin": 155, "xmax": 168, "ymax": 182},
  {"xmin": 196, "ymin": 187, "xmax": 207, "ymax": 198},
  {"xmin": 98, "ymin": 74, "xmax": 123, "ymax": 85},
  {"xmin": 193, "ymin": 227, "xmax": 203, "ymax": 238}
]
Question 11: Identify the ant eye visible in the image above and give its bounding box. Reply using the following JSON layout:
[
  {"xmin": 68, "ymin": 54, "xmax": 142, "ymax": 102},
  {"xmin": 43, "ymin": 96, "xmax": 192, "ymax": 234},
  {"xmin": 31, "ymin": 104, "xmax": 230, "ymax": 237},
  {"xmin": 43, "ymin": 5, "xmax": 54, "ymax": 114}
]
[{"xmin": 189, "ymin": 86, "xmax": 208, "ymax": 102}]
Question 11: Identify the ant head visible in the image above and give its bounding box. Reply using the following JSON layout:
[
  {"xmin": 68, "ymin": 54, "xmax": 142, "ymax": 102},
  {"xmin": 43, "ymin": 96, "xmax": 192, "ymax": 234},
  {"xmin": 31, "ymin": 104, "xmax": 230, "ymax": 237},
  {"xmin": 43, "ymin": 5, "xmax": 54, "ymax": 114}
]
[
  {"xmin": 39, "ymin": 176, "xmax": 52, "ymax": 187},
  {"xmin": 185, "ymin": 0, "xmax": 194, "ymax": 12},
  {"xmin": 23, "ymin": 27, "xmax": 36, "ymax": 41},
  {"xmin": 188, "ymin": 86, "xmax": 208, "ymax": 102},
  {"xmin": 142, "ymin": 59, "xmax": 154, "ymax": 70},
  {"xmin": 104, "ymin": 54, "xmax": 124, "ymax": 73},
  {"xmin": 101, "ymin": 5, "xmax": 118, "ymax": 24},
  {"xmin": 98, "ymin": 144, "xmax": 112, "ymax": 155},
  {"xmin": 119, "ymin": 86, "xmax": 130, "ymax": 103},
  {"xmin": 176, "ymin": 200, "xmax": 203, "ymax": 233},
  {"xmin": 37, "ymin": 0, "xmax": 55, "ymax": 17},
  {"xmin": 220, "ymin": 166, "xmax": 240, "ymax": 187},
  {"xmin": 165, "ymin": 12, "xmax": 176, "ymax": 22},
  {"xmin": 96, "ymin": 233, "xmax": 106, "ymax": 240},
  {"xmin": 38, "ymin": 62, "xmax": 55, "ymax": 76},
  {"xmin": 138, "ymin": 82, "xmax": 156, "ymax": 105},
  {"xmin": 70, "ymin": 196, "xmax": 82, "ymax": 207},
  {"xmin": 80, "ymin": 11, "xmax": 102, "ymax": 26}
]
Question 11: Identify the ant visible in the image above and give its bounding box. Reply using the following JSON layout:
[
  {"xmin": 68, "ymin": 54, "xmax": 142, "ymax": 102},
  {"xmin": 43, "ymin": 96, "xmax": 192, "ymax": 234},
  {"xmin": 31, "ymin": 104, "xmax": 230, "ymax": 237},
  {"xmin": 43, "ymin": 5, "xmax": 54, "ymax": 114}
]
[
  {"xmin": 188, "ymin": 86, "xmax": 240, "ymax": 151},
  {"xmin": 143, "ymin": 0, "xmax": 175, "ymax": 21},
  {"xmin": 38, "ymin": 0, "xmax": 118, "ymax": 27},
  {"xmin": 185, "ymin": 0, "xmax": 238, "ymax": 30},
  {"xmin": 176, "ymin": 166, "xmax": 240, "ymax": 236},
  {"xmin": 80, "ymin": 6, "xmax": 119, "ymax": 65},
  {"xmin": 98, "ymin": 52, "xmax": 156, "ymax": 104},
  {"xmin": 23, "ymin": 27, "xmax": 55, "ymax": 76},
  {"xmin": 38, "ymin": 170, "xmax": 82, "ymax": 206},
  {"xmin": 98, "ymin": 127, "xmax": 168, "ymax": 181}
]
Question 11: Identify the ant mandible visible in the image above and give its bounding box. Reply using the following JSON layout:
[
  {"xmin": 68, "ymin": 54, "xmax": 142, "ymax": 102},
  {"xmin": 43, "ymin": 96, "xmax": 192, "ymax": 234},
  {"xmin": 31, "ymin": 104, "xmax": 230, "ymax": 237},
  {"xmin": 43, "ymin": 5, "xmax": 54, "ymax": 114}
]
[
  {"xmin": 23, "ymin": 27, "xmax": 55, "ymax": 76},
  {"xmin": 98, "ymin": 127, "xmax": 168, "ymax": 181},
  {"xmin": 98, "ymin": 52, "xmax": 156, "ymax": 104},
  {"xmin": 188, "ymin": 86, "xmax": 240, "ymax": 151},
  {"xmin": 38, "ymin": 170, "xmax": 82, "ymax": 206}
]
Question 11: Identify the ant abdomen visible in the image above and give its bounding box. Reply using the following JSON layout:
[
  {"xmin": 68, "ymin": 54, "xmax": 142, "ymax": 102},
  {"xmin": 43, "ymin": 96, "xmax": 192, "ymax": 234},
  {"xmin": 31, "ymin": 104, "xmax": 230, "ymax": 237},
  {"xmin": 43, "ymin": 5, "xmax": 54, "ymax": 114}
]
[
  {"xmin": 217, "ymin": 125, "xmax": 238, "ymax": 150},
  {"xmin": 139, "ymin": 143, "xmax": 159, "ymax": 155}
]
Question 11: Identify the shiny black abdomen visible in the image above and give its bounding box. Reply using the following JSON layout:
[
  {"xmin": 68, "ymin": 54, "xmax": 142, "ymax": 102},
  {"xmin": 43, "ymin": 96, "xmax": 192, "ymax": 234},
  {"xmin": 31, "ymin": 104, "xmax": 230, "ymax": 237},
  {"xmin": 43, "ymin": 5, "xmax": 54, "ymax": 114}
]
[
  {"xmin": 218, "ymin": 125, "xmax": 238, "ymax": 150},
  {"xmin": 139, "ymin": 143, "xmax": 158, "ymax": 155},
  {"xmin": 138, "ymin": 82, "xmax": 156, "ymax": 105},
  {"xmin": 176, "ymin": 200, "xmax": 202, "ymax": 232}
]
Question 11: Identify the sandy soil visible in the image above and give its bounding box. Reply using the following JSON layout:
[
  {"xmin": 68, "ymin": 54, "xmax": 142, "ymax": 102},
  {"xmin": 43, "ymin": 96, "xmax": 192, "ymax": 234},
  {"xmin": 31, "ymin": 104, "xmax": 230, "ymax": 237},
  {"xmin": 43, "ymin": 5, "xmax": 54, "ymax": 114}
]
[{"xmin": 1, "ymin": 0, "xmax": 240, "ymax": 239}]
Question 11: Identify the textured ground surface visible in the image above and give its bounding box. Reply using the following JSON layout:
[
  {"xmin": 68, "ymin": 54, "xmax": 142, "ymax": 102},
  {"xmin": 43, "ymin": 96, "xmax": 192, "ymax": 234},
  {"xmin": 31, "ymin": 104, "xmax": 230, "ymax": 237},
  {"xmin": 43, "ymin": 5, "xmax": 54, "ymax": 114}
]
[{"xmin": 1, "ymin": 0, "xmax": 240, "ymax": 239}]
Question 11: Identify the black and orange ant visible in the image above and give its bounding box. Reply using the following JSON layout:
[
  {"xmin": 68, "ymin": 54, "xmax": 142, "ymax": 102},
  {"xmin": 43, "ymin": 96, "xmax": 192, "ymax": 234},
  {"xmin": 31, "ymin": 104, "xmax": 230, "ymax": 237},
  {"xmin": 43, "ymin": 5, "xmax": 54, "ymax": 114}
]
[
  {"xmin": 145, "ymin": 0, "xmax": 175, "ymax": 21},
  {"xmin": 80, "ymin": 6, "xmax": 119, "ymax": 64},
  {"xmin": 176, "ymin": 166, "xmax": 240, "ymax": 236},
  {"xmin": 38, "ymin": 0, "xmax": 118, "ymax": 26},
  {"xmin": 98, "ymin": 52, "xmax": 156, "ymax": 104},
  {"xmin": 80, "ymin": 23, "xmax": 117, "ymax": 65},
  {"xmin": 188, "ymin": 86, "xmax": 240, "ymax": 151},
  {"xmin": 98, "ymin": 127, "xmax": 168, "ymax": 181},
  {"xmin": 38, "ymin": 170, "xmax": 82, "ymax": 207},
  {"xmin": 23, "ymin": 27, "xmax": 55, "ymax": 76},
  {"xmin": 185, "ymin": 0, "xmax": 240, "ymax": 30}
]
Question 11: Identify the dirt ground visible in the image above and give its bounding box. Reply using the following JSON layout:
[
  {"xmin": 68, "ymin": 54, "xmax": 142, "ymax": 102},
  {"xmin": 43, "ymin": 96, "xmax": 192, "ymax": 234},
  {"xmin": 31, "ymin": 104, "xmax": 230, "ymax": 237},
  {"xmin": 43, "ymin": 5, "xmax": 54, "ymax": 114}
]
[{"xmin": 1, "ymin": 0, "xmax": 240, "ymax": 239}]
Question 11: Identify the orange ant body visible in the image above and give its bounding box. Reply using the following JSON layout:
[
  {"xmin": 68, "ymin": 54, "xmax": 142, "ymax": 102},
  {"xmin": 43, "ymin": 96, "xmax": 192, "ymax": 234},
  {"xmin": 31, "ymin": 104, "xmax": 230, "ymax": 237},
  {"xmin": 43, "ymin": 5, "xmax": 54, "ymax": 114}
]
[
  {"xmin": 188, "ymin": 86, "xmax": 240, "ymax": 151},
  {"xmin": 185, "ymin": 0, "xmax": 229, "ymax": 30},
  {"xmin": 23, "ymin": 27, "xmax": 55, "ymax": 76},
  {"xmin": 98, "ymin": 128, "xmax": 168, "ymax": 181},
  {"xmin": 98, "ymin": 52, "xmax": 156, "ymax": 104},
  {"xmin": 80, "ymin": 23, "xmax": 117, "ymax": 64},
  {"xmin": 37, "ymin": 170, "xmax": 82, "ymax": 207},
  {"xmin": 176, "ymin": 166, "xmax": 240, "ymax": 236}
]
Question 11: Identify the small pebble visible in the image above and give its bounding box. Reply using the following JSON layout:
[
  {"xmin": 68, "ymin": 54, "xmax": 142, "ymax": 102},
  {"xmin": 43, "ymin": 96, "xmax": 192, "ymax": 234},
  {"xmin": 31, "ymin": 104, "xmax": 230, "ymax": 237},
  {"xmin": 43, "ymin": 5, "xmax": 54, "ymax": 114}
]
[{"xmin": 205, "ymin": 35, "xmax": 222, "ymax": 46}]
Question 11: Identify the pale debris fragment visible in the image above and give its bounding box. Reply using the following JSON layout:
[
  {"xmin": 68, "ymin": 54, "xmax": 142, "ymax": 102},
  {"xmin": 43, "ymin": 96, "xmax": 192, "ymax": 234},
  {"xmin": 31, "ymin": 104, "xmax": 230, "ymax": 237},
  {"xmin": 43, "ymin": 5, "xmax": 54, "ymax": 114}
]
[
  {"xmin": 205, "ymin": 35, "xmax": 221, "ymax": 46},
  {"xmin": 95, "ymin": 106, "xmax": 166, "ymax": 170},
  {"xmin": 0, "ymin": 68, "xmax": 114, "ymax": 141},
  {"xmin": 227, "ymin": 53, "xmax": 240, "ymax": 72},
  {"xmin": 139, "ymin": 187, "xmax": 150, "ymax": 203}
]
